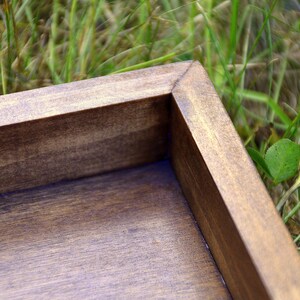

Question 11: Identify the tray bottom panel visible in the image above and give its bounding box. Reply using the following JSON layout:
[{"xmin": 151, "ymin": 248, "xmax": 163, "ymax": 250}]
[{"xmin": 0, "ymin": 161, "xmax": 230, "ymax": 299}]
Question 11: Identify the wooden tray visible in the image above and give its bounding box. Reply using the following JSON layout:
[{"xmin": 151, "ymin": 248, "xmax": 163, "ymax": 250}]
[{"xmin": 0, "ymin": 61, "xmax": 299, "ymax": 299}]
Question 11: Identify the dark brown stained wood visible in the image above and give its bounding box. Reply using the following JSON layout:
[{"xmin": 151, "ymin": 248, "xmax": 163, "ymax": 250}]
[
  {"xmin": 0, "ymin": 161, "xmax": 231, "ymax": 300},
  {"xmin": 0, "ymin": 96, "xmax": 169, "ymax": 194},
  {"xmin": 171, "ymin": 61, "xmax": 300, "ymax": 300},
  {"xmin": 0, "ymin": 62, "xmax": 190, "ymax": 127}
]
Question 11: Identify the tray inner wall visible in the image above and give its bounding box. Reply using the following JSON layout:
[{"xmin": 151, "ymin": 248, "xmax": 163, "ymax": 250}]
[{"xmin": 0, "ymin": 96, "xmax": 169, "ymax": 194}]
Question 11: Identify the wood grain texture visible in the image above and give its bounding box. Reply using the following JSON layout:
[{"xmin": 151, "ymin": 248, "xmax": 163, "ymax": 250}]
[
  {"xmin": 0, "ymin": 96, "xmax": 169, "ymax": 194},
  {"xmin": 0, "ymin": 161, "xmax": 230, "ymax": 300},
  {"xmin": 171, "ymin": 61, "xmax": 300, "ymax": 300},
  {"xmin": 0, "ymin": 62, "xmax": 191, "ymax": 194},
  {"xmin": 0, "ymin": 62, "xmax": 190, "ymax": 127}
]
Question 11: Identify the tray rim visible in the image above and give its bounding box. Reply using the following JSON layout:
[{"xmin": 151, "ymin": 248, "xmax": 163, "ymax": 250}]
[{"xmin": 0, "ymin": 61, "xmax": 299, "ymax": 299}]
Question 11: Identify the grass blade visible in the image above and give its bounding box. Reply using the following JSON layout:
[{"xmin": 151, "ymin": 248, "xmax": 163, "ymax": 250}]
[
  {"xmin": 228, "ymin": 0, "xmax": 239, "ymax": 63},
  {"xmin": 65, "ymin": 0, "xmax": 77, "ymax": 82},
  {"xmin": 112, "ymin": 52, "xmax": 176, "ymax": 74},
  {"xmin": 227, "ymin": 88, "xmax": 292, "ymax": 126}
]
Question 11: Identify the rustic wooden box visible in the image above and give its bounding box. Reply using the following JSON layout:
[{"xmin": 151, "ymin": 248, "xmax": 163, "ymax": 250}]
[{"xmin": 0, "ymin": 61, "xmax": 299, "ymax": 299}]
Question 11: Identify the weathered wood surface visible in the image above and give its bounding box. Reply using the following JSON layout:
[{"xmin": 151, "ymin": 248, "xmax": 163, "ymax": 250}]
[
  {"xmin": 171, "ymin": 61, "xmax": 300, "ymax": 300},
  {"xmin": 0, "ymin": 161, "xmax": 230, "ymax": 300}
]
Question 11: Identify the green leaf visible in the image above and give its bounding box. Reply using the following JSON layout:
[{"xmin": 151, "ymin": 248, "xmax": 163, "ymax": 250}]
[
  {"xmin": 247, "ymin": 147, "xmax": 272, "ymax": 178},
  {"xmin": 265, "ymin": 139, "xmax": 300, "ymax": 184}
]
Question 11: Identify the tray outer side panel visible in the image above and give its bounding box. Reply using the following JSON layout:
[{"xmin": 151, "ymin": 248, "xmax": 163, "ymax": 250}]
[{"xmin": 171, "ymin": 61, "xmax": 300, "ymax": 300}]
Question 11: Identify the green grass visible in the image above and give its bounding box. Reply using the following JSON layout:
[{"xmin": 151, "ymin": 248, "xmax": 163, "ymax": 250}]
[{"xmin": 0, "ymin": 0, "xmax": 299, "ymax": 247}]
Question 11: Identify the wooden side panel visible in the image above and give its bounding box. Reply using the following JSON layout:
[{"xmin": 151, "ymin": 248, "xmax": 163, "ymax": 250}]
[
  {"xmin": 171, "ymin": 62, "xmax": 300, "ymax": 300},
  {"xmin": 171, "ymin": 104, "xmax": 269, "ymax": 299},
  {"xmin": 0, "ymin": 62, "xmax": 190, "ymax": 127},
  {"xmin": 0, "ymin": 96, "xmax": 169, "ymax": 193}
]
